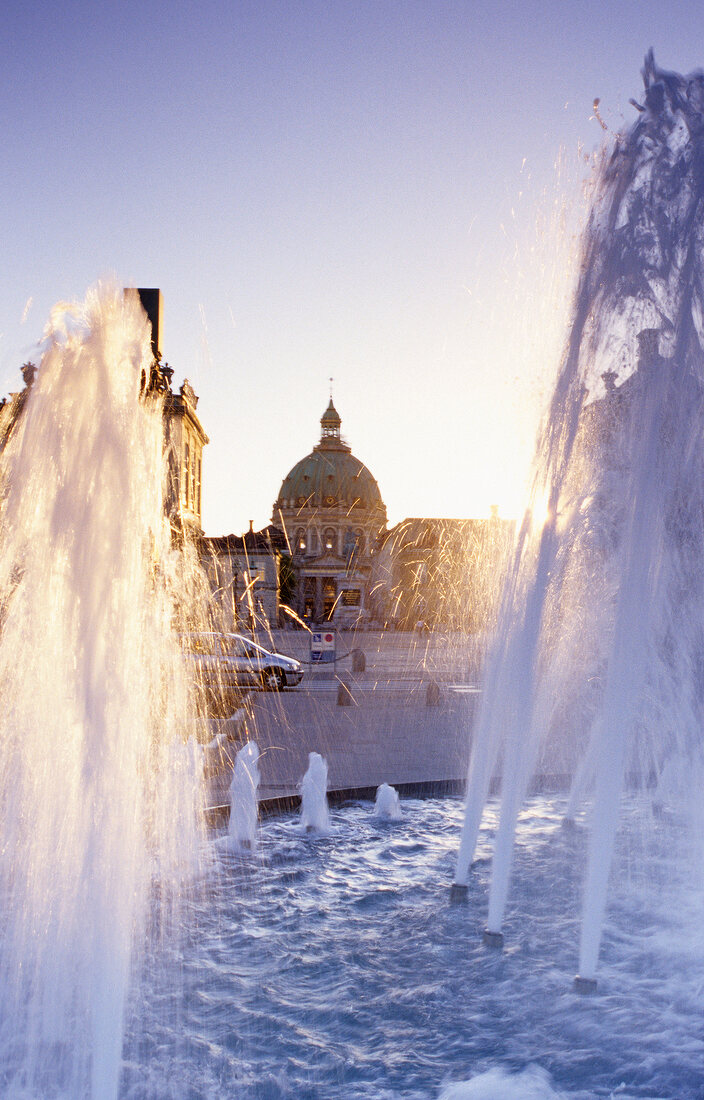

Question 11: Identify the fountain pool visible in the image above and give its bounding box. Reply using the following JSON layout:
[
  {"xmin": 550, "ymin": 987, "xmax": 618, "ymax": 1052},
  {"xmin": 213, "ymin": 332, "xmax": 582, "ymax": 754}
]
[{"xmin": 119, "ymin": 794, "xmax": 704, "ymax": 1099}]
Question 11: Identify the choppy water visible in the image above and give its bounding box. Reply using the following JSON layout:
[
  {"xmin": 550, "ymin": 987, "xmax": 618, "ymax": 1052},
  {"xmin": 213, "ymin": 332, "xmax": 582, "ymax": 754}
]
[{"xmin": 121, "ymin": 795, "xmax": 704, "ymax": 1099}]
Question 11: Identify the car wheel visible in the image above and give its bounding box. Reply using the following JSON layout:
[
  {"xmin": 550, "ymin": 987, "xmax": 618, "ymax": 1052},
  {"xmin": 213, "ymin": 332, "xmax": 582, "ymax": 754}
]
[{"xmin": 262, "ymin": 667, "xmax": 284, "ymax": 691}]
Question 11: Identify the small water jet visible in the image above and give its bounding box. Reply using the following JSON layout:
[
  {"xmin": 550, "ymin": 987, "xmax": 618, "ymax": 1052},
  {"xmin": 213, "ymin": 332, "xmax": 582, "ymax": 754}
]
[
  {"xmin": 454, "ymin": 53, "xmax": 704, "ymax": 987},
  {"xmin": 225, "ymin": 741, "xmax": 260, "ymax": 850},
  {"xmin": 374, "ymin": 782, "xmax": 402, "ymax": 820},
  {"xmin": 299, "ymin": 751, "xmax": 330, "ymax": 833}
]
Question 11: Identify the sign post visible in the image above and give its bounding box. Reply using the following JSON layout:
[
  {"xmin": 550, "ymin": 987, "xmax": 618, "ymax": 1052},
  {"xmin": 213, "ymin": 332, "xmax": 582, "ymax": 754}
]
[{"xmin": 310, "ymin": 629, "xmax": 336, "ymax": 672}]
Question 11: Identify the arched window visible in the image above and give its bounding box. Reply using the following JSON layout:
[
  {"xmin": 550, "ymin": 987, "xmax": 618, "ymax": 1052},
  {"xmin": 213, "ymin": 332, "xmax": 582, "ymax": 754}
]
[
  {"xmin": 296, "ymin": 528, "xmax": 306, "ymax": 553},
  {"xmin": 324, "ymin": 527, "xmax": 336, "ymax": 553}
]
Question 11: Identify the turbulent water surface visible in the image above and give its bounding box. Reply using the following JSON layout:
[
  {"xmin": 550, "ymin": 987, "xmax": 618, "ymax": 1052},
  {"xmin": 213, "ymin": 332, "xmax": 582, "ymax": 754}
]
[{"xmin": 122, "ymin": 795, "xmax": 704, "ymax": 1099}]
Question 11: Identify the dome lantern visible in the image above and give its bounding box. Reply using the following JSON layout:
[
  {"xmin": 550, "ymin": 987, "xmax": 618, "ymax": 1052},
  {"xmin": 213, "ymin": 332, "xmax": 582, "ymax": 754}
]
[{"xmin": 320, "ymin": 398, "xmax": 342, "ymax": 443}]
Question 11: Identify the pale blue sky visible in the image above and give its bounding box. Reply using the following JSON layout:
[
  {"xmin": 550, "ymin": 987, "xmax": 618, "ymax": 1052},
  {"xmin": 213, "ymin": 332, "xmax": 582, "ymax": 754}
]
[{"xmin": 3, "ymin": 1, "xmax": 704, "ymax": 533}]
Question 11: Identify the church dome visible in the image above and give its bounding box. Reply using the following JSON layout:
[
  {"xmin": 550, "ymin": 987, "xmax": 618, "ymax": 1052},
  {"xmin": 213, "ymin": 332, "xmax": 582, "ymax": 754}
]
[{"xmin": 275, "ymin": 400, "xmax": 386, "ymax": 515}]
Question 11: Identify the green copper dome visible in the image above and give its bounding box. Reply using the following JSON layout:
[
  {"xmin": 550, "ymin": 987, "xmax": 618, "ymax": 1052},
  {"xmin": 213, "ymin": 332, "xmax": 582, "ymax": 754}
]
[{"xmin": 276, "ymin": 401, "xmax": 385, "ymax": 514}]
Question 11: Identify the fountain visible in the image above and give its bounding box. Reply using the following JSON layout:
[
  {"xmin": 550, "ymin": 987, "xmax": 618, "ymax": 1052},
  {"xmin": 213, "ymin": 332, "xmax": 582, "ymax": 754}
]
[
  {"xmin": 4, "ymin": 55, "xmax": 704, "ymax": 1100},
  {"xmin": 454, "ymin": 52, "xmax": 704, "ymax": 990},
  {"xmin": 0, "ymin": 283, "xmax": 206, "ymax": 1098}
]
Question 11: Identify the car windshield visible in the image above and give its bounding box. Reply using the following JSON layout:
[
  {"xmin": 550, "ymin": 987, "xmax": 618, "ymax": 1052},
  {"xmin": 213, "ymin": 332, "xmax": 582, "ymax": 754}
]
[{"xmin": 220, "ymin": 635, "xmax": 268, "ymax": 660}]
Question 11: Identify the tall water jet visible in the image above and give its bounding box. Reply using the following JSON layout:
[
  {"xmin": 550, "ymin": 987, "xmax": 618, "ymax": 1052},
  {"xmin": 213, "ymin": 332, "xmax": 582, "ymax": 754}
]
[
  {"xmin": 455, "ymin": 53, "xmax": 704, "ymax": 985},
  {"xmin": 0, "ymin": 283, "xmax": 205, "ymax": 1097}
]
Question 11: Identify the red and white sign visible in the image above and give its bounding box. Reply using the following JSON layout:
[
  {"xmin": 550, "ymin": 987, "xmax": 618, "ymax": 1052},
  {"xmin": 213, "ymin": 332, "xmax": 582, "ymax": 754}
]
[{"xmin": 311, "ymin": 631, "xmax": 336, "ymax": 662}]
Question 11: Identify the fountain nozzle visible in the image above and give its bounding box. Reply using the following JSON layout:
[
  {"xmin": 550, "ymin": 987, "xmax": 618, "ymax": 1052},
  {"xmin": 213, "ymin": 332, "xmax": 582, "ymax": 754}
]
[
  {"xmin": 483, "ymin": 928, "xmax": 504, "ymax": 949},
  {"xmin": 573, "ymin": 975, "xmax": 598, "ymax": 995}
]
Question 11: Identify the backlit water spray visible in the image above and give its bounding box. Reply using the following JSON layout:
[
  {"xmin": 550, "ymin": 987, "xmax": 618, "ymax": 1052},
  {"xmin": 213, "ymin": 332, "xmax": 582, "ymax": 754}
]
[
  {"xmin": 0, "ymin": 283, "xmax": 205, "ymax": 1097},
  {"xmin": 455, "ymin": 53, "xmax": 704, "ymax": 987}
]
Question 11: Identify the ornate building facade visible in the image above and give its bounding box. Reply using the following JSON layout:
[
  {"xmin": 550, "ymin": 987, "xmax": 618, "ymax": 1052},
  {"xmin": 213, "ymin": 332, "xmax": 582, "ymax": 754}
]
[
  {"xmin": 273, "ymin": 400, "xmax": 387, "ymax": 627},
  {"xmin": 371, "ymin": 515, "xmax": 514, "ymax": 632},
  {"xmin": 135, "ymin": 289, "xmax": 209, "ymax": 537},
  {"xmin": 0, "ymin": 289, "xmax": 209, "ymax": 538},
  {"xmin": 163, "ymin": 379, "xmax": 208, "ymax": 536},
  {"xmin": 201, "ymin": 522, "xmax": 286, "ymax": 633}
]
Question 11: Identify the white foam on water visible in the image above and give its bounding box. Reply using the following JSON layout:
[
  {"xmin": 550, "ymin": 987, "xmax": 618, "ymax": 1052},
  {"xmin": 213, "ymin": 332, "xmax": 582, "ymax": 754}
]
[{"xmin": 438, "ymin": 1065, "xmax": 566, "ymax": 1100}]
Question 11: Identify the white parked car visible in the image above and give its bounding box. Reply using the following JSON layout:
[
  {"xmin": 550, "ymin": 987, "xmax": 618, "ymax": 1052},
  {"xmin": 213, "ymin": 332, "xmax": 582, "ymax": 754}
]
[{"xmin": 181, "ymin": 632, "xmax": 304, "ymax": 713}]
